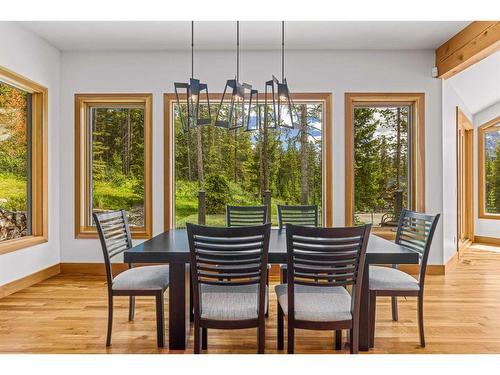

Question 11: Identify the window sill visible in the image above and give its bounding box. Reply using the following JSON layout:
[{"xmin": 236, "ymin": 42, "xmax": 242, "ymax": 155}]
[
  {"xmin": 0, "ymin": 235, "xmax": 48, "ymax": 255},
  {"xmin": 75, "ymin": 228, "xmax": 151, "ymax": 240},
  {"xmin": 478, "ymin": 214, "xmax": 500, "ymax": 220}
]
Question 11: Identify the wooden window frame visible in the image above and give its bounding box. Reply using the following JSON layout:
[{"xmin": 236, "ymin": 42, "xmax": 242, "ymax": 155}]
[
  {"xmin": 74, "ymin": 93, "xmax": 153, "ymax": 239},
  {"xmin": 163, "ymin": 92, "xmax": 333, "ymax": 231},
  {"xmin": 344, "ymin": 93, "xmax": 425, "ymax": 232},
  {"xmin": 478, "ymin": 115, "xmax": 500, "ymax": 219},
  {"xmin": 0, "ymin": 65, "xmax": 48, "ymax": 255}
]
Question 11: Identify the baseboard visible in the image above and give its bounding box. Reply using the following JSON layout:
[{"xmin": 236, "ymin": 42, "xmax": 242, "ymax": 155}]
[
  {"xmin": 60, "ymin": 262, "xmax": 128, "ymax": 276},
  {"xmin": 0, "ymin": 263, "xmax": 60, "ymax": 299},
  {"xmin": 398, "ymin": 264, "xmax": 445, "ymax": 275},
  {"xmin": 473, "ymin": 235, "xmax": 500, "ymax": 246}
]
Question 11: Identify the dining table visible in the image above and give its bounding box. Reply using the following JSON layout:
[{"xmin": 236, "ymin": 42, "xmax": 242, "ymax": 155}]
[{"xmin": 124, "ymin": 228, "xmax": 419, "ymax": 351}]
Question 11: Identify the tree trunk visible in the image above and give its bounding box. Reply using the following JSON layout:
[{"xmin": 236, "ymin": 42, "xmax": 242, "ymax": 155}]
[
  {"xmin": 233, "ymin": 128, "xmax": 238, "ymax": 182},
  {"xmin": 121, "ymin": 109, "xmax": 131, "ymax": 175},
  {"xmin": 196, "ymin": 126, "xmax": 204, "ymax": 188},
  {"xmin": 186, "ymin": 129, "xmax": 192, "ymax": 181},
  {"xmin": 262, "ymin": 116, "xmax": 269, "ymax": 192},
  {"xmin": 300, "ymin": 104, "xmax": 309, "ymax": 204},
  {"xmin": 395, "ymin": 107, "xmax": 401, "ymax": 189}
]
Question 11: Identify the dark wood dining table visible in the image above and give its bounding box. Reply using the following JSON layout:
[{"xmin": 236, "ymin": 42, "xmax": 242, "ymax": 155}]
[{"xmin": 124, "ymin": 228, "xmax": 419, "ymax": 351}]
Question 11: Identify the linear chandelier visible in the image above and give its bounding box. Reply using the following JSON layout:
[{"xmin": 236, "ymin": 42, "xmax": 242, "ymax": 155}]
[
  {"xmin": 265, "ymin": 21, "xmax": 298, "ymax": 129},
  {"xmin": 215, "ymin": 21, "xmax": 259, "ymax": 131},
  {"xmin": 174, "ymin": 21, "xmax": 211, "ymax": 133}
]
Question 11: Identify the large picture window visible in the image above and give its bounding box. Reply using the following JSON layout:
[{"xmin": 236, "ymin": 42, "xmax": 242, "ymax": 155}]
[
  {"xmin": 345, "ymin": 93, "xmax": 425, "ymax": 239},
  {"xmin": 0, "ymin": 65, "xmax": 48, "ymax": 254},
  {"xmin": 478, "ymin": 116, "xmax": 500, "ymax": 219},
  {"xmin": 164, "ymin": 93, "xmax": 332, "ymax": 230},
  {"xmin": 75, "ymin": 94, "xmax": 152, "ymax": 238}
]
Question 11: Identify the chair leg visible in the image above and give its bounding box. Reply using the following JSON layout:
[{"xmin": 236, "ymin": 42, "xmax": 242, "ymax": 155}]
[
  {"xmin": 106, "ymin": 294, "xmax": 113, "ymax": 347},
  {"xmin": 335, "ymin": 330, "xmax": 342, "ymax": 350},
  {"xmin": 350, "ymin": 326, "xmax": 358, "ymax": 354},
  {"xmin": 391, "ymin": 296, "xmax": 398, "ymax": 321},
  {"xmin": 128, "ymin": 296, "xmax": 135, "ymax": 321},
  {"xmin": 194, "ymin": 324, "xmax": 201, "ymax": 354},
  {"xmin": 155, "ymin": 292, "xmax": 165, "ymax": 348},
  {"xmin": 287, "ymin": 324, "xmax": 294, "ymax": 354},
  {"xmin": 369, "ymin": 292, "xmax": 377, "ymax": 348},
  {"xmin": 265, "ymin": 271, "xmax": 269, "ymax": 318},
  {"xmin": 418, "ymin": 294, "xmax": 425, "ymax": 347},
  {"xmin": 277, "ymin": 303, "xmax": 284, "ymax": 350},
  {"xmin": 258, "ymin": 319, "xmax": 265, "ymax": 354},
  {"xmin": 202, "ymin": 328, "xmax": 208, "ymax": 350}
]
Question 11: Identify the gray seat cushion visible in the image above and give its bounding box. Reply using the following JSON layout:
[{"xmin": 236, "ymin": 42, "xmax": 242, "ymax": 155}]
[
  {"xmin": 112, "ymin": 265, "xmax": 169, "ymax": 291},
  {"xmin": 369, "ymin": 265, "xmax": 419, "ymax": 291},
  {"xmin": 200, "ymin": 284, "xmax": 268, "ymax": 321},
  {"xmin": 275, "ymin": 284, "xmax": 352, "ymax": 322}
]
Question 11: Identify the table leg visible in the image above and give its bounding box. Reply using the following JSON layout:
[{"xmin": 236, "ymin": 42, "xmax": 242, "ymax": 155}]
[
  {"xmin": 359, "ymin": 262, "xmax": 370, "ymax": 351},
  {"xmin": 169, "ymin": 262, "xmax": 190, "ymax": 350}
]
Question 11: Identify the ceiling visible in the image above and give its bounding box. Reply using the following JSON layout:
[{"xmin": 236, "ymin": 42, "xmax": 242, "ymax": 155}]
[
  {"xmin": 18, "ymin": 21, "xmax": 470, "ymax": 52},
  {"xmin": 449, "ymin": 51, "xmax": 500, "ymax": 115}
]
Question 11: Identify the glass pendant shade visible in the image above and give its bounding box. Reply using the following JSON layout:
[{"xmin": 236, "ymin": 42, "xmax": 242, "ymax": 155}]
[
  {"xmin": 174, "ymin": 77, "xmax": 211, "ymax": 133},
  {"xmin": 264, "ymin": 75, "xmax": 298, "ymax": 129},
  {"xmin": 215, "ymin": 79, "xmax": 258, "ymax": 131}
]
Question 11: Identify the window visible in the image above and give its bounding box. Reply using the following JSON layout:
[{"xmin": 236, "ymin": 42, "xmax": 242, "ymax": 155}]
[
  {"xmin": 478, "ymin": 116, "xmax": 500, "ymax": 219},
  {"xmin": 345, "ymin": 93, "xmax": 425, "ymax": 238},
  {"xmin": 164, "ymin": 93, "xmax": 333, "ymax": 230},
  {"xmin": 75, "ymin": 94, "xmax": 152, "ymax": 238},
  {"xmin": 0, "ymin": 65, "xmax": 48, "ymax": 254}
]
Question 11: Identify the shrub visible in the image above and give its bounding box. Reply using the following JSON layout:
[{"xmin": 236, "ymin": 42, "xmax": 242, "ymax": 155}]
[{"xmin": 205, "ymin": 174, "xmax": 230, "ymax": 214}]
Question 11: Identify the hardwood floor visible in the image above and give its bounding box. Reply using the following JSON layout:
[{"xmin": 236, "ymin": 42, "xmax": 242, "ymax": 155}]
[{"xmin": 1, "ymin": 246, "xmax": 500, "ymax": 354}]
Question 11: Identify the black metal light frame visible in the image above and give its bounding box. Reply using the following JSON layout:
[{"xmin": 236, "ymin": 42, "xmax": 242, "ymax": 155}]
[
  {"xmin": 215, "ymin": 21, "xmax": 259, "ymax": 132},
  {"xmin": 264, "ymin": 21, "xmax": 298, "ymax": 129},
  {"xmin": 173, "ymin": 21, "xmax": 211, "ymax": 133}
]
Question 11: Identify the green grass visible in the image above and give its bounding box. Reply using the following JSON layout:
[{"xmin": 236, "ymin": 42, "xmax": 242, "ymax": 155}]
[
  {"xmin": 93, "ymin": 179, "xmax": 143, "ymax": 210},
  {"xmin": 0, "ymin": 173, "xmax": 27, "ymax": 211}
]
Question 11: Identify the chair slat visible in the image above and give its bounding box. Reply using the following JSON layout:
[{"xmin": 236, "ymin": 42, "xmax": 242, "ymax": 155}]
[{"xmin": 278, "ymin": 205, "xmax": 319, "ymax": 229}]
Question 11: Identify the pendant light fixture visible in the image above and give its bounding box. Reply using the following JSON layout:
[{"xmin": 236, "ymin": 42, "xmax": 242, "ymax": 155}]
[
  {"xmin": 265, "ymin": 21, "xmax": 298, "ymax": 129},
  {"xmin": 215, "ymin": 21, "xmax": 259, "ymax": 131},
  {"xmin": 174, "ymin": 21, "xmax": 211, "ymax": 133}
]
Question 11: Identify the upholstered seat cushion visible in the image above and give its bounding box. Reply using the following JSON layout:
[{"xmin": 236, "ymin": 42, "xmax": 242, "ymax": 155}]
[
  {"xmin": 200, "ymin": 284, "xmax": 268, "ymax": 321},
  {"xmin": 112, "ymin": 265, "xmax": 169, "ymax": 291},
  {"xmin": 275, "ymin": 284, "xmax": 352, "ymax": 322},
  {"xmin": 369, "ymin": 265, "xmax": 419, "ymax": 291}
]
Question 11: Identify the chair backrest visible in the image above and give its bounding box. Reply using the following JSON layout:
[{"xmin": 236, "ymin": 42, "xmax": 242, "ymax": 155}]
[
  {"xmin": 226, "ymin": 205, "xmax": 268, "ymax": 227},
  {"xmin": 286, "ymin": 224, "xmax": 371, "ymax": 322},
  {"xmin": 93, "ymin": 210, "xmax": 133, "ymax": 286},
  {"xmin": 187, "ymin": 223, "xmax": 271, "ymax": 321},
  {"xmin": 278, "ymin": 204, "xmax": 318, "ymax": 229},
  {"xmin": 395, "ymin": 209, "xmax": 440, "ymax": 287}
]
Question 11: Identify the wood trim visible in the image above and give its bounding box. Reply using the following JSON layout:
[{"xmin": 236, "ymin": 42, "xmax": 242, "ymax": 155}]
[
  {"xmin": 436, "ymin": 21, "xmax": 500, "ymax": 79},
  {"xmin": 0, "ymin": 264, "xmax": 59, "ymax": 299},
  {"xmin": 74, "ymin": 93, "xmax": 153, "ymax": 239},
  {"xmin": 163, "ymin": 92, "xmax": 334, "ymax": 231},
  {"xmin": 474, "ymin": 235, "xmax": 500, "ymax": 246},
  {"xmin": 478, "ymin": 116, "xmax": 500, "ymax": 219},
  {"xmin": 0, "ymin": 65, "xmax": 49, "ymax": 255},
  {"xmin": 344, "ymin": 93, "xmax": 426, "ymax": 226},
  {"xmin": 60, "ymin": 262, "xmax": 128, "ymax": 276},
  {"xmin": 456, "ymin": 107, "xmax": 474, "ymax": 248}
]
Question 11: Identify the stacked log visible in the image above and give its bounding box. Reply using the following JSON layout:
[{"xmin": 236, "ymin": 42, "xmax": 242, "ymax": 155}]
[{"xmin": 0, "ymin": 208, "xmax": 27, "ymax": 241}]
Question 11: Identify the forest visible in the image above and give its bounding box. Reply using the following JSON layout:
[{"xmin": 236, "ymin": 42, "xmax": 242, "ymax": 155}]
[
  {"xmin": 174, "ymin": 102, "xmax": 323, "ymax": 227},
  {"xmin": 484, "ymin": 131, "xmax": 500, "ymax": 214}
]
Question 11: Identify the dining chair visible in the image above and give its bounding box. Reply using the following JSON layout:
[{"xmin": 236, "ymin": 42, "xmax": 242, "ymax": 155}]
[
  {"xmin": 369, "ymin": 209, "xmax": 440, "ymax": 348},
  {"xmin": 94, "ymin": 210, "xmax": 169, "ymax": 347},
  {"xmin": 187, "ymin": 222, "xmax": 271, "ymax": 354},
  {"xmin": 277, "ymin": 204, "xmax": 318, "ymax": 229},
  {"xmin": 226, "ymin": 205, "xmax": 268, "ymax": 227},
  {"xmin": 275, "ymin": 223, "xmax": 371, "ymax": 354}
]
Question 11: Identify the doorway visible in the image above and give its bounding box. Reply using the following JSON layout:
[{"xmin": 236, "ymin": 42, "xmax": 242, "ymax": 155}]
[{"xmin": 456, "ymin": 107, "xmax": 474, "ymax": 250}]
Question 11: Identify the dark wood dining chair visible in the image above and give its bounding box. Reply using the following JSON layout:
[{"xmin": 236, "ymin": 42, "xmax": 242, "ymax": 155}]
[
  {"xmin": 276, "ymin": 223, "xmax": 371, "ymax": 354},
  {"xmin": 369, "ymin": 209, "xmax": 440, "ymax": 348},
  {"xmin": 226, "ymin": 205, "xmax": 268, "ymax": 227},
  {"xmin": 187, "ymin": 223, "xmax": 271, "ymax": 354},
  {"xmin": 94, "ymin": 210, "xmax": 169, "ymax": 347},
  {"xmin": 277, "ymin": 204, "xmax": 318, "ymax": 229}
]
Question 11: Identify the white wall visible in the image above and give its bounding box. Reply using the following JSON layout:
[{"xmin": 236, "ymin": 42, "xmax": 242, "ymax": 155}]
[
  {"xmin": 59, "ymin": 49, "xmax": 444, "ymax": 264},
  {"xmin": 0, "ymin": 23, "xmax": 61, "ymax": 285},
  {"xmin": 474, "ymin": 100, "xmax": 500, "ymax": 238},
  {"xmin": 441, "ymin": 80, "xmax": 472, "ymax": 263}
]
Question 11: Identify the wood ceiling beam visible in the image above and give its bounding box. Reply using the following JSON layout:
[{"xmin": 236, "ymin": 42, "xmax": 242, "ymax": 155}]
[{"xmin": 436, "ymin": 21, "xmax": 500, "ymax": 79}]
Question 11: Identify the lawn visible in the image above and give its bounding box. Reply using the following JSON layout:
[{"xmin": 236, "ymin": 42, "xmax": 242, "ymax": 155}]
[{"xmin": 0, "ymin": 173, "xmax": 27, "ymax": 211}]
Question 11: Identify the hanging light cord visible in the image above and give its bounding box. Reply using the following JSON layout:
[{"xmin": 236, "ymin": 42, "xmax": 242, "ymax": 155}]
[
  {"xmin": 236, "ymin": 21, "xmax": 240, "ymax": 82},
  {"xmin": 281, "ymin": 20, "xmax": 285, "ymax": 81},
  {"xmin": 191, "ymin": 21, "xmax": 194, "ymax": 79}
]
